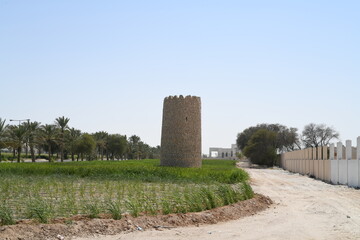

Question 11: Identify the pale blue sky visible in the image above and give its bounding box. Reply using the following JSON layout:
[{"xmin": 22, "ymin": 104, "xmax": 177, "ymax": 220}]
[{"xmin": 1, "ymin": 1, "xmax": 359, "ymax": 153}]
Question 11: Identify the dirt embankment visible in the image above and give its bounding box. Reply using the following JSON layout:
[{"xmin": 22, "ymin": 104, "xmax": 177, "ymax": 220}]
[{"xmin": 0, "ymin": 194, "xmax": 271, "ymax": 240}]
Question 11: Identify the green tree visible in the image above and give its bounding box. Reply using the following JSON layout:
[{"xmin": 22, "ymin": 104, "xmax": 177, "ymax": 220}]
[
  {"xmin": 93, "ymin": 131, "xmax": 108, "ymax": 160},
  {"xmin": 76, "ymin": 133, "xmax": 96, "ymax": 161},
  {"xmin": 277, "ymin": 127, "xmax": 301, "ymax": 151},
  {"xmin": 55, "ymin": 116, "xmax": 70, "ymax": 162},
  {"xmin": 40, "ymin": 124, "xmax": 58, "ymax": 161},
  {"xmin": 67, "ymin": 127, "xmax": 81, "ymax": 161},
  {"xmin": 139, "ymin": 141, "xmax": 149, "ymax": 159},
  {"xmin": 7, "ymin": 125, "xmax": 28, "ymax": 162},
  {"xmin": 0, "ymin": 118, "xmax": 8, "ymax": 162},
  {"xmin": 237, "ymin": 123, "xmax": 300, "ymax": 153},
  {"xmin": 25, "ymin": 121, "xmax": 41, "ymax": 162},
  {"xmin": 106, "ymin": 134, "xmax": 127, "ymax": 160},
  {"xmin": 236, "ymin": 126, "xmax": 261, "ymax": 151},
  {"xmin": 243, "ymin": 129, "xmax": 277, "ymax": 166},
  {"xmin": 149, "ymin": 145, "xmax": 161, "ymax": 159},
  {"xmin": 128, "ymin": 135, "xmax": 141, "ymax": 159}
]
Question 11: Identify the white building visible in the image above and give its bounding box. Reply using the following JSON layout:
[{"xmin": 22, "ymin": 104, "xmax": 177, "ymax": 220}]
[{"xmin": 208, "ymin": 144, "xmax": 239, "ymax": 160}]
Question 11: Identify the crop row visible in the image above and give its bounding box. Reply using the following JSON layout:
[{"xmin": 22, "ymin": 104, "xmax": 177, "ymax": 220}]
[
  {"xmin": 0, "ymin": 176, "xmax": 253, "ymax": 224},
  {"xmin": 0, "ymin": 159, "xmax": 252, "ymax": 225},
  {"xmin": 0, "ymin": 159, "xmax": 249, "ymax": 184}
]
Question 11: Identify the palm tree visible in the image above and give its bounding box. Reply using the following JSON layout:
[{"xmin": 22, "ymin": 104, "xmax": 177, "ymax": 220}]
[
  {"xmin": 93, "ymin": 131, "xmax": 108, "ymax": 160},
  {"xmin": 7, "ymin": 125, "xmax": 28, "ymax": 162},
  {"xmin": 67, "ymin": 127, "xmax": 81, "ymax": 161},
  {"xmin": 55, "ymin": 116, "xmax": 70, "ymax": 162},
  {"xmin": 40, "ymin": 124, "xmax": 58, "ymax": 162},
  {"xmin": 23, "ymin": 120, "xmax": 30, "ymax": 157},
  {"xmin": 25, "ymin": 121, "xmax": 41, "ymax": 162},
  {"xmin": 128, "ymin": 135, "xmax": 141, "ymax": 159},
  {"xmin": 0, "ymin": 118, "xmax": 8, "ymax": 162}
]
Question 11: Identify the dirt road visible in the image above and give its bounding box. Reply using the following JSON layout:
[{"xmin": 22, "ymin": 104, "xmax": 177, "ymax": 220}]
[{"xmin": 75, "ymin": 168, "xmax": 360, "ymax": 240}]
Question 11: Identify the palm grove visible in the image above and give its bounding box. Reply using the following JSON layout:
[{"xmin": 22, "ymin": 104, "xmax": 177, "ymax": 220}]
[
  {"xmin": 0, "ymin": 117, "xmax": 160, "ymax": 162},
  {"xmin": 236, "ymin": 123, "xmax": 339, "ymax": 167}
]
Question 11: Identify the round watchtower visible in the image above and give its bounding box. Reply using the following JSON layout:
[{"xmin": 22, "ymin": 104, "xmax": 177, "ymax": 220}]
[{"xmin": 160, "ymin": 95, "xmax": 202, "ymax": 167}]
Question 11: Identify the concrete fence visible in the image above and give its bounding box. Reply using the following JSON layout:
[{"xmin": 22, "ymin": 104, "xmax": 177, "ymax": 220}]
[{"xmin": 281, "ymin": 136, "xmax": 360, "ymax": 188}]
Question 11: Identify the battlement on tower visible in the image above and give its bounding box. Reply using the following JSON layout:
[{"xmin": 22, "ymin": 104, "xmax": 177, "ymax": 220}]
[{"xmin": 164, "ymin": 95, "xmax": 201, "ymax": 102}]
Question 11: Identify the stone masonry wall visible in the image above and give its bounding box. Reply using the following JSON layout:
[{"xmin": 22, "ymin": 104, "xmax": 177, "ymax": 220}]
[{"xmin": 160, "ymin": 95, "xmax": 202, "ymax": 167}]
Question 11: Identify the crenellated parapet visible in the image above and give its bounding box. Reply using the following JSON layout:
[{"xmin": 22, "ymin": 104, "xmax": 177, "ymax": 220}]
[{"xmin": 163, "ymin": 95, "xmax": 201, "ymax": 102}]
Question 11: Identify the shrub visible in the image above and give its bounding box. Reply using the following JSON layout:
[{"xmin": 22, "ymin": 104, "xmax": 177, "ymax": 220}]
[{"xmin": 243, "ymin": 129, "xmax": 277, "ymax": 166}]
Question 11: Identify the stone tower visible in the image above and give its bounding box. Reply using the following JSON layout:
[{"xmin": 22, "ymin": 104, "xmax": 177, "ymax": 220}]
[{"xmin": 160, "ymin": 95, "xmax": 202, "ymax": 167}]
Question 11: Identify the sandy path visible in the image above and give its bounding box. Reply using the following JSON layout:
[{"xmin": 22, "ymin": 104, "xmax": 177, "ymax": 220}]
[{"xmin": 74, "ymin": 168, "xmax": 360, "ymax": 240}]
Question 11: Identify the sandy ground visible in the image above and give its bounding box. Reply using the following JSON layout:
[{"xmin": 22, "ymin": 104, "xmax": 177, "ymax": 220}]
[{"xmin": 74, "ymin": 167, "xmax": 360, "ymax": 240}]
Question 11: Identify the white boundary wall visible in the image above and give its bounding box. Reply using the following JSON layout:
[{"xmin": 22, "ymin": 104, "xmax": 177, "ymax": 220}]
[{"xmin": 281, "ymin": 137, "xmax": 360, "ymax": 188}]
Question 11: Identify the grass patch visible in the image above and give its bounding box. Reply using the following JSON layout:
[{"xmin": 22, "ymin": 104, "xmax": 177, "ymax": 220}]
[
  {"xmin": 0, "ymin": 159, "xmax": 252, "ymax": 223},
  {"xmin": 106, "ymin": 200, "xmax": 122, "ymax": 220},
  {"xmin": 26, "ymin": 199, "xmax": 53, "ymax": 223},
  {"xmin": 0, "ymin": 203, "xmax": 15, "ymax": 225},
  {"xmin": 84, "ymin": 202, "xmax": 101, "ymax": 219},
  {"xmin": 0, "ymin": 159, "xmax": 248, "ymax": 183}
]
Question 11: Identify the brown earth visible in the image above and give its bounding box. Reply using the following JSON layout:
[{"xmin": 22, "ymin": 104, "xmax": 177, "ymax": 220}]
[{"xmin": 0, "ymin": 194, "xmax": 271, "ymax": 240}]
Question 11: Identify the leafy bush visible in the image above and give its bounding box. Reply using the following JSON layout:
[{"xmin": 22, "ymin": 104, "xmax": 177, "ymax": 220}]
[{"xmin": 243, "ymin": 129, "xmax": 277, "ymax": 166}]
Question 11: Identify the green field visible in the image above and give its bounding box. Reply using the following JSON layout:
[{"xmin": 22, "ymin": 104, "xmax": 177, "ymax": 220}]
[{"xmin": 0, "ymin": 159, "xmax": 253, "ymax": 224}]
